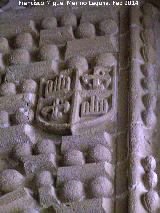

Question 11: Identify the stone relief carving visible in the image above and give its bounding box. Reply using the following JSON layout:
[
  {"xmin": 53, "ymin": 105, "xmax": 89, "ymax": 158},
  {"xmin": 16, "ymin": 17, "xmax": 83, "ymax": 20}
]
[
  {"xmin": 129, "ymin": 3, "xmax": 160, "ymax": 213},
  {"xmin": 142, "ymin": 156, "xmax": 159, "ymax": 212},
  {"xmin": 36, "ymin": 61, "xmax": 116, "ymax": 134},
  {"xmin": 0, "ymin": 2, "xmax": 160, "ymax": 213}
]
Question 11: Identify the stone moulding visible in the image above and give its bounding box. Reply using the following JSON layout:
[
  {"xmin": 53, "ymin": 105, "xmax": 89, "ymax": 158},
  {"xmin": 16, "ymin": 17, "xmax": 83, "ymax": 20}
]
[
  {"xmin": 1, "ymin": 3, "xmax": 160, "ymax": 213},
  {"xmin": 0, "ymin": 187, "xmax": 39, "ymax": 212},
  {"xmin": 129, "ymin": 3, "xmax": 158, "ymax": 213}
]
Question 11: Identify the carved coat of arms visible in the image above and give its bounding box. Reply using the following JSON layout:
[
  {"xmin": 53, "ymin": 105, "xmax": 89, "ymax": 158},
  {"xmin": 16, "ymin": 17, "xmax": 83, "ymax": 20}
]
[{"xmin": 36, "ymin": 66, "xmax": 117, "ymax": 135}]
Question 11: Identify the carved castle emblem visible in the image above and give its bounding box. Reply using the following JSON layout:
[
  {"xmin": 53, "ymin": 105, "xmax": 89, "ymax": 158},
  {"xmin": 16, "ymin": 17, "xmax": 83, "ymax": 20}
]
[{"xmin": 36, "ymin": 66, "xmax": 116, "ymax": 135}]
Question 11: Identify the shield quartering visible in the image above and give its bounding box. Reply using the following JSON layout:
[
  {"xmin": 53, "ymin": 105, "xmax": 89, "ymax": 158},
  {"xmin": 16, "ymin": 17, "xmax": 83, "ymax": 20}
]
[{"xmin": 36, "ymin": 64, "xmax": 117, "ymax": 135}]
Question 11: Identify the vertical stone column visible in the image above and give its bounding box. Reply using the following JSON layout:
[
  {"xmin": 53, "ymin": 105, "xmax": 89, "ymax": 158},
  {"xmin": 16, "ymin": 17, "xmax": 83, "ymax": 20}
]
[{"xmin": 129, "ymin": 3, "xmax": 158, "ymax": 213}]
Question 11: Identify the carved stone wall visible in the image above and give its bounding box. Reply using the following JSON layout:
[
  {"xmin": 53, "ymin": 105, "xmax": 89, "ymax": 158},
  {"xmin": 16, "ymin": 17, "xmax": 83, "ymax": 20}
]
[{"xmin": 0, "ymin": 2, "xmax": 159, "ymax": 213}]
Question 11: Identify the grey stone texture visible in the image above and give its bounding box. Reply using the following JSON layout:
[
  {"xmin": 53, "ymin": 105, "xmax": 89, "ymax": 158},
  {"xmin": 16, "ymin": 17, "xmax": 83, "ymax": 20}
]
[{"xmin": 0, "ymin": 1, "xmax": 160, "ymax": 213}]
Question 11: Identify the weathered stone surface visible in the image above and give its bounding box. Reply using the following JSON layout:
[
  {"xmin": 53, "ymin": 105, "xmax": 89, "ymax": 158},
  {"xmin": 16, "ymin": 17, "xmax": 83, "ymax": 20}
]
[
  {"xmin": 65, "ymin": 36, "xmax": 118, "ymax": 59},
  {"xmin": 53, "ymin": 198, "xmax": 114, "ymax": 213},
  {"xmin": 24, "ymin": 153, "xmax": 57, "ymax": 175},
  {"xmin": 0, "ymin": 20, "xmax": 37, "ymax": 38},
  {"xmin": 0, "ymin": 6, "xmax": 55, "ymax": 24},
  {"xmin": 39, "ymin": 185, "xmax": 59, "ymax": 208},
  {"xmin": 5, "ymin": 61, "xmax": 57, "ymax": 83},
  {"xmin": 0, "ymin": 2, "xmax": 160, "ymax": 213},
  {"xmin": 57, "ymin": 162, "xmax": 114, "ymax": 184},
  {"xmin": 0, "ymin": 187, "xmax": 38, "ymax": 213},
  {"xmin": 80, "ymin": 8, "xmax": 118, "ymax": 24},
  {"xmin": 0, "ymin": 124, "xmax": 35, "ymax": 152},
  {"xmin": 40, "ymin": 27, "xmax": 74, "ymax": 46},
  {"xmin": 0, "ymin": 94, "xmax": 36, "ymax": 113}
]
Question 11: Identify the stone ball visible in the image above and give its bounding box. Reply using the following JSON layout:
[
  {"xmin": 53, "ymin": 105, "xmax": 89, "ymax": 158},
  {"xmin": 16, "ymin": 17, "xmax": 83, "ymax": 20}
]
[
  {"xmin": 9, "ymin": 49, "xmax": 30, "ymax": 65},
  {"xmin": 90, "ymin": 176, "xmax": 113, "ymax": 198},
  {"xmin": 41, "ymin": 16, "xmax": 57, "ymax": 29},
  {"xmin": 0, "ymin": 111, "xmax": 10, "ymax": 128},
  {"xmin": 21, "ymin": 209, "xmax": 40, "ymax": 213},
  {"xmin": 22, "ymin": 79, "xmax": 37, "ymax": 93},
  {"xmin": 64, "ymin": 150, "xmax": 85, "ymax": 166},
  {"xmin": 36, "ymin": 170, "xmax": 53, "ymax": 187},
  {"xmin": 142, "ymin": 3, "xmax": 153, "ymax": 15},
  {"xmin": 96, "ymin": 53, "xmax": 117, "ymax": 67},
  {"xmin": 63, "ymin": 180, "xmax": 84, "ymax": 201},
  {"xmin": 99, "ymin": 19, "xmax": 118, "ymax": 35},
  {"xmin": 15, "ymin": 107, "xmax": 34, "ymax": 124},
  {"xmin": 143, "ymin": 156, "xmax": 156, "ymax": 172},
  {"xmin": 144, "ymin": 171, "xmax": 158, "ymax": 189},
  {"xmin": 77, "ymin": 23, "xmax": 96, "ymax": 38},
  {"xmin": 0, "ymin": 169, "xmax": 24, "ymax": 193},
  {"xmin": 39, "ymin": 44, "xmax": 59, "ymax": 61},
  {"xmin": 14, "ymin": 143, "xmax": 32, "ymax": 160},
  {"xmin": 142, "ymin": 110, "xmax": 157, "ymax": 128},
  {"xmin": 142, "ymin": 94, "xmax": 157, "ymax": 111},
  {"xmin": 141, "ymin": 64, "xmax": 152, "ymax": 78},
  {"xmin": 143, "ymin": 189, "xmax": 159, "ymax": 213},
  {"xmin": 61, "ymin": 13, "xmax": 77, "ymax": 27},
  {"xmin": 36, "ymin": 139, "xmax": 56, "ymax": 155},
  {"xmin": 89, "ymin": 144, "xmax": 112, "ymax": 163},
  {"xmin": 0, "ymin": 37, "xmax": 9, "ymax": 52},
  {"xmin": 15, "ymin": 33, "xmax": 33, "ymax": 50},
  {"xmin": 0, "ymin": 82, "xmax": 16, "ymax": 96},
  {"xmin": 67, "ymin": 56, "xmax": 88, "ymax": 73}
]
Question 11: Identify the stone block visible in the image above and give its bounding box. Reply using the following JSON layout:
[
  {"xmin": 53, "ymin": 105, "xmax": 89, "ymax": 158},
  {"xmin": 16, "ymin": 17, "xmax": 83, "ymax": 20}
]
[
  {"xmin": 24, "ymin": 153, "xmax": 57, "ymax": 175},
  {"xmin": 40, "ymin": 27, "xmax": 74, "ymax": 46},
  {"xmin": 65, "ymin": 36, "xmax": 118, "ymax": 60}
]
